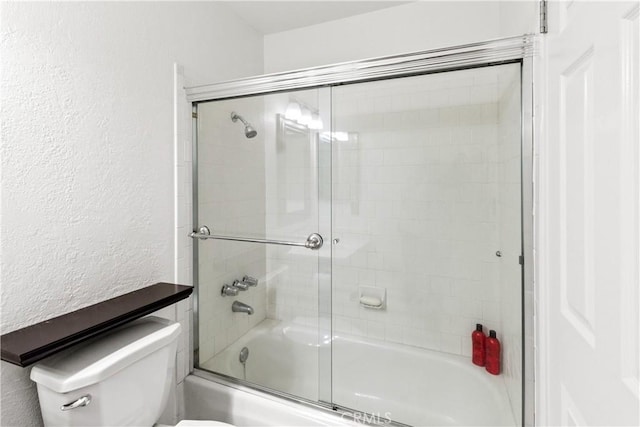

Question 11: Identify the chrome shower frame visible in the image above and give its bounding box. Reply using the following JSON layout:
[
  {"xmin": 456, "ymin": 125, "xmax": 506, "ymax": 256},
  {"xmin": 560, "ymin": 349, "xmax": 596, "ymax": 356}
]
[{"xmin": 188, "ymin": 34, "xmax": 536, "ymax": 427}]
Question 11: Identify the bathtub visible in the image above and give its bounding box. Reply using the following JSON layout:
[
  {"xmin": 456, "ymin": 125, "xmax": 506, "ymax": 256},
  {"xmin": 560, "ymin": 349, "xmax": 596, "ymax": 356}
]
[
  {"xmin": 194, "ymin": 319, "xmax": 516, "ymax": 426},
  {"xmin": 184, "ymin": 375, "xmax": 356, "ymax": 427}
]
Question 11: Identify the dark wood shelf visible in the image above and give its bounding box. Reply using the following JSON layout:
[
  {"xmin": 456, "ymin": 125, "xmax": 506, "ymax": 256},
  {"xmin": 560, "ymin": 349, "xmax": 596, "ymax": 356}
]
[{"xmin": 1, "ymin": 282, "xmax": 193, "ymax": 367}]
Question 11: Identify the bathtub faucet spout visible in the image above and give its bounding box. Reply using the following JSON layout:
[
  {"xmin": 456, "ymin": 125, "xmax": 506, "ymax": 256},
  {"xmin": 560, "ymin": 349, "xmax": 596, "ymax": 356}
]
[{"xmin": 232, "ymin": 301, "xmax": 254, "ymax": 315}]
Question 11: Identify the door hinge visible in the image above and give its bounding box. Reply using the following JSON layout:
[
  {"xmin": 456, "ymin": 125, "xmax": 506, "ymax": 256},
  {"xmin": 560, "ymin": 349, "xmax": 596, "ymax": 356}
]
[
  {"xmin": 519, "ymin": 255, "xmax": 524, "ymax": 265},
  {"xmin": 192, "ymin": 112, "xmax": 198, "ymax": 118},
  {"xmin": 540, "ymin": 0, "xmax": 548, "ymax": 33}
]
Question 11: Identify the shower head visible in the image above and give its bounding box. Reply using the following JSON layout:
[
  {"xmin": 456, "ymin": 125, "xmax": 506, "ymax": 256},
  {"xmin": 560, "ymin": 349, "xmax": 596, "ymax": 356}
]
[
  {"xmin": 244, "ymin": 125, "xmax": 258, "ymax": 139},
  {"xmin": 231, "ymin": 111, "xmax": 258, "ymax": 139}
]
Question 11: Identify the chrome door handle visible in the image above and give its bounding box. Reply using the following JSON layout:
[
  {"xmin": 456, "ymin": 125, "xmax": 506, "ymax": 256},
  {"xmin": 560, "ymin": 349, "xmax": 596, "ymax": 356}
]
[{"xmin": 60, "ymin": 394, "xmax": 91, "ymax": 411}]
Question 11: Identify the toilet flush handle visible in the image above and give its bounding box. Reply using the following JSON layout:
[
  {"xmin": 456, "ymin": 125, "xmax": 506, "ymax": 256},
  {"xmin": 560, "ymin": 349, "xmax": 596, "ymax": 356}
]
[{"xmin": 60, "ymin": 394, "xmax": 91, "ymax": 411}]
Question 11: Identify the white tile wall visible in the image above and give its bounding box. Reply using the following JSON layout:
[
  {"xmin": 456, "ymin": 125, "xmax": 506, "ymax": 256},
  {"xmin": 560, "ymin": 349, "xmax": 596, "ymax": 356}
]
[
  {"xmin": 262, "ymin": 91, "xmax": 327, "ymax": 328},
  {"xmin": 328, "ymin": 65, "xmax": 523, "ymax": 368},
  {"xmin": 329, "ymin": 68, "xmax": 504, "ymax": 357}
]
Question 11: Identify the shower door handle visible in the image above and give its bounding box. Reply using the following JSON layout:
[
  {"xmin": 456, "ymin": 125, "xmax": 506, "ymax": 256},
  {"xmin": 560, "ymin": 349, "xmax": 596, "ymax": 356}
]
[{"xmin": 190, "ymin": 226, "xmax": 323, "ymax": 250}]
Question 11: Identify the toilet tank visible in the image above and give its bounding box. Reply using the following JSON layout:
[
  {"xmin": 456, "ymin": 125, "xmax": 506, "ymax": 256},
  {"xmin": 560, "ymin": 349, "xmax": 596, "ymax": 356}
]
[{"xmin": 30, "ymin": 316, "xmax": 181, "ymax": 427}]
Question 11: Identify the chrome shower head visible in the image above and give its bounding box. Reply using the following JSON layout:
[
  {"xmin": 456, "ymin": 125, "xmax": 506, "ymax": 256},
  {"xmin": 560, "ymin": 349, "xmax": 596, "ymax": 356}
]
[
  {"xmin": 231, "ymin": 111, "xmax": 258, "ymax": 139},
  {"xmin": 244, "ymin": 125, "xmax": 257, "ymax": 139}
]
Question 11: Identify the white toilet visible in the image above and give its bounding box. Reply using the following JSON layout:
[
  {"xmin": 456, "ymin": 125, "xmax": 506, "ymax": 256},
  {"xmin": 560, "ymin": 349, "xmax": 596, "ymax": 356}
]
[{"xmin": 30, "ymin": 316, "xmax": 232, "ymax": 427}]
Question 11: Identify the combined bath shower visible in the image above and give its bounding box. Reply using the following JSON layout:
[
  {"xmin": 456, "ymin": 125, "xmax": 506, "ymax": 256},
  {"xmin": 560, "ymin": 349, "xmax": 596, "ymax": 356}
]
[{"xmin": 230, "ymin": 111, "xmax": 257, "ymax": 138}]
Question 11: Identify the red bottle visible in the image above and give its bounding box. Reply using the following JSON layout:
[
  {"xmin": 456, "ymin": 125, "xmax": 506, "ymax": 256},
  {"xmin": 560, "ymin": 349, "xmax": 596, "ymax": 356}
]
[
  {"xmin": 485, "ymin": 330, "xmax": 501, "ymax": 375},
  {"xmin": 471, "ymin": 323, "xmax": 486, "ymax": 366}
]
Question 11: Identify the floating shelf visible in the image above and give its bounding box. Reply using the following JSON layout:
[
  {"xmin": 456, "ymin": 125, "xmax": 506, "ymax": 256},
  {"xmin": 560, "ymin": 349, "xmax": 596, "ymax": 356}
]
[{"xmin": 0, "ymin": 282, "xmax": 193, "ymax": 367}]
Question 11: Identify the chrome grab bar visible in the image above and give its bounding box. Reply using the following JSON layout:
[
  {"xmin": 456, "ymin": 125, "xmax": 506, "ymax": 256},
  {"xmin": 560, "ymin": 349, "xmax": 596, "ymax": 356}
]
[{"xmin": 189, "ymin": 226, "xmax": 323, "ymax": 250}]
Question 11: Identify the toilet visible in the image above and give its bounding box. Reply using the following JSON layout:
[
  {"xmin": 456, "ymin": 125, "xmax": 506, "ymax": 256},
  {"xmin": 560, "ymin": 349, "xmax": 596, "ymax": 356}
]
[{"xmin": 30, "ymin": 316, "xmax": 232, "ymax": 427}]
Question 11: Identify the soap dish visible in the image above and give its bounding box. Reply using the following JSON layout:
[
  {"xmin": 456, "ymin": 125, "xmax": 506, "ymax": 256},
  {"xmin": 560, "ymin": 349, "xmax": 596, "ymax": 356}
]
[{"xmin": 359, "ymin": 286, "xmax": 386, "ymax": 310}]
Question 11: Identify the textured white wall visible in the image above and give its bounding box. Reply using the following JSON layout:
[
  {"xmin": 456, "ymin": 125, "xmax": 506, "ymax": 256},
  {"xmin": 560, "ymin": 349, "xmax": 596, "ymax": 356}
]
[
  {"xmin": 263, "ymin": 1, "xmax": 502, "ymax": 73},
  {"xmin": 263, "ymin": 1, "xmax": 538, "ymax": 74},
  {"xmin": 0, "ymin": 3, "xmax": 262, "ymax": 426},
  {"xmin": 499, "ymin": 0, "xmax": 539, "ymax": 36}
]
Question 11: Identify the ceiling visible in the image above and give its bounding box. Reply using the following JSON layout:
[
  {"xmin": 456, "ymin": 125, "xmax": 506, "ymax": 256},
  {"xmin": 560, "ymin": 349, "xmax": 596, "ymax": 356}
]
[{"xmin": 221, "ymin": 1, "xmax": 413, "ymax": 35}]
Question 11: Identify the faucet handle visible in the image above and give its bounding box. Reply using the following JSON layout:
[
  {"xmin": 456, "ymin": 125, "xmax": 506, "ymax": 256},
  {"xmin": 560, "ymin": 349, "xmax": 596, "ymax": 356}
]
[
  {"xmin": 221, "ymin": 284, "xmax": 240, "ymax": 297},
  {"xmin": 242, "ymin": 276, "xmax": 258, "ymax": 287},
  {"xmin": 233, "ymin": 280, "xmax": 249, "ymax": 291}
]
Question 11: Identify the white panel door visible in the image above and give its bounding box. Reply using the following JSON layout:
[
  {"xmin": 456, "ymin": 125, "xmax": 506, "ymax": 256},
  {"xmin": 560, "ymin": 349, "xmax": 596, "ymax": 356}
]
[{"xmin": 540, "ymin": 1, "xmax": 639, "ymax": 425}]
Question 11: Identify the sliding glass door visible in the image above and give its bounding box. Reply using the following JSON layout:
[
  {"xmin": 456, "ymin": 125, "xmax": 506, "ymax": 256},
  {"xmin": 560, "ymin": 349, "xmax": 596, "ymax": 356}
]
[
  {"xmin": 193, "ymin": 87, "xmax": 332, "ymax": 403},
  {"xmin": 191, "ymin": 59, "xmax": 526, "ymax": 426},
  {"xmin": 330, "ymin": 63, "xmax": 523, "ymax": 425}
]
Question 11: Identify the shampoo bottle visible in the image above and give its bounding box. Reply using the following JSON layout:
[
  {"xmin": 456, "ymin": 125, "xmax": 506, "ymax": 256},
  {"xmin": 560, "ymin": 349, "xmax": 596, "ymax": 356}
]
[
  {"xmin": 471, "ymin": 323, "xmax": 486, "ymax": 366},
  {"xmin": 485, "ymin": 330, "xmax": 501, "ymax": 375}
]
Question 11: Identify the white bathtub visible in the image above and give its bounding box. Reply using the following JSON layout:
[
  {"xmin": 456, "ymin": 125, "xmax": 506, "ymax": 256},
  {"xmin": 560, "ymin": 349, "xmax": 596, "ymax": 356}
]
[
  {"xmin": 184, "ymin": 375, "xmax": 355, "ymax": 427},
  {"xmin": 196, "ymin": 320, "xmax": 516, "ymax": 426}
]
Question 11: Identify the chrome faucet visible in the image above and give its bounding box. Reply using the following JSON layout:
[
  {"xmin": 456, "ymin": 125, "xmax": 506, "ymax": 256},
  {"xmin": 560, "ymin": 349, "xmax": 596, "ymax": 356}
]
[
  {"xmin": 221, "ymin": 284, "xmax": 240, "ymax": 296},
  {"xmin": 233, "ymin": 280, "xmax": 250, "ymax": 291},
  {"xmin": 221, "ymin": 276, "xmax": 259, "ymax": 297},
  {"xmin": 232, "ymin": 301, "xmax": 254, "ymax": 315},
  {"xmin": 242, "ymin": 276, "xmax": 259, "ymax": 287},
  {"xmin": 232, "ymin": 276, "xmax": 259, "ymax": 291}
]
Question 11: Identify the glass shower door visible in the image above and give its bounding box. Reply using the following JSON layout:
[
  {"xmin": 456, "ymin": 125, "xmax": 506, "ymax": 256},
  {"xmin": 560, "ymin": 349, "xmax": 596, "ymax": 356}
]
[
  {"xmin": 194, "ymin": 88, "xmax": 332, "ymax": 403},
  {"xmin": 192, "ymin": 62, "xmax": 524, "ymax": 426},
  {"xmin": 330, "ymin": 64, "xmax": 523, "ymax": 426}
]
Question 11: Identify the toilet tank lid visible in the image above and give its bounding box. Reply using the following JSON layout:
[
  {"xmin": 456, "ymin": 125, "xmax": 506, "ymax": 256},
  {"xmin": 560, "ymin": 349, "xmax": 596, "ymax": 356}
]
[{"xmin": 30, "ymin": 316, "xmax": 181, "ymax": 393}]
